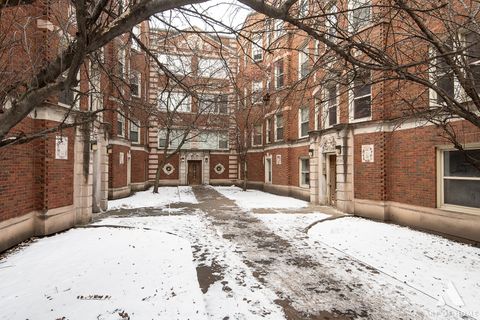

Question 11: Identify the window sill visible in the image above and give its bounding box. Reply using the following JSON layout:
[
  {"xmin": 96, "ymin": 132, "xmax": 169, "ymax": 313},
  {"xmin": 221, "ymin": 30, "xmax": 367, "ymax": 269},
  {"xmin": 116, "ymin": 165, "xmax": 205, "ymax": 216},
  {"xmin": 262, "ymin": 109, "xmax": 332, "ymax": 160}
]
[
  {"xmin": 349, "ymin": 116, "xmax": 372, "ymax": 124},
  {"xmin": 439, "ymin": 204, "xmax": 480, "ymax": 216},
  {"xmin": 299, "ymin": 184, "xmax": 310, "ymax": 189}
]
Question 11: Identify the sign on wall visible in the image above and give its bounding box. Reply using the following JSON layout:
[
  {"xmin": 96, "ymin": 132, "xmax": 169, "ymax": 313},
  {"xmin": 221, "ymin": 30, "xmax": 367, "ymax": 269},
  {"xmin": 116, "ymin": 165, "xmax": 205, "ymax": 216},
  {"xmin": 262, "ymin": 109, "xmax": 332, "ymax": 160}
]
[
  {"xmin": 55, "ymin": 136, "xmax": 68, "ymax": 160},
  {"xmin": 276, "ymin": 154, "xmax": 282, "ymax": 165},
  {"xmin": 119, "ymin": 152, "xmax": 125, "ymax": 165},
  {"xmin": 361, "ymin": 144, "xmax": 374, "ymax": 163}
]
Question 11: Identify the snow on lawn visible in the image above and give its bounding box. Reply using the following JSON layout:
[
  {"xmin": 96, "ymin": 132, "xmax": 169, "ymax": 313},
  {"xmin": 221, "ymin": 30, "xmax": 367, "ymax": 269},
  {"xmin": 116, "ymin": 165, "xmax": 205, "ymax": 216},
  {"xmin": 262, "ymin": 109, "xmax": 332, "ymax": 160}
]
[
  {"xmin": 308, "ymin": 217, "xmax": 480, "ymax": 317},
  {"xmin": 108, "ymin": 186, "xmax": 198, "ymax": 210},
  {"xmin": 0, "ymin": 227, "xmax": 208, "ymax": 320},
  {"xmin": 213, "ymin": 186, "xmax": 308, "ymax": 210},
  {"xmin": 96, "ymin": 215, "xmax": 286, "ymax": 320}
]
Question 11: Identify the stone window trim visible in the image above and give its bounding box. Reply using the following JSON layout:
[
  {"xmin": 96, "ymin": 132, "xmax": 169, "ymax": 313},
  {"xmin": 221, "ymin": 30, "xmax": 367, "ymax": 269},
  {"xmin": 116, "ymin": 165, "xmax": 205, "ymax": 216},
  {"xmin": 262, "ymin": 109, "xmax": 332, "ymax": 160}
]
[
  {"xmin": 349, "ymin": 69, "xmax": 372, "ymax": 123},
  {"xmin": 298, "ymin": 106, "xmax": 310, "ymax": 138},
  {"xmin": 264, "ymin": 154, "xmax": 273, "ymax": 184},
  {"xmin": 436, "ymin": 144, "xmax": 480, "ymax": 215},
  {"xmin": 299, "ymin": 157, "xmax": 310, "ymax": 188}
]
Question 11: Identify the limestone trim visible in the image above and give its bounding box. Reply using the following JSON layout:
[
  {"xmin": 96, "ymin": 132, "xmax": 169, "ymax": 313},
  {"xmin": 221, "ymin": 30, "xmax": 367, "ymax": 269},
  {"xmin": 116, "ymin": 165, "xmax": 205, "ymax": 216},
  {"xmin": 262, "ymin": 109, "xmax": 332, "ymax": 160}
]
[{"xmin": 109, "ymin": 138, "xmax": 132, "ymax": 148}]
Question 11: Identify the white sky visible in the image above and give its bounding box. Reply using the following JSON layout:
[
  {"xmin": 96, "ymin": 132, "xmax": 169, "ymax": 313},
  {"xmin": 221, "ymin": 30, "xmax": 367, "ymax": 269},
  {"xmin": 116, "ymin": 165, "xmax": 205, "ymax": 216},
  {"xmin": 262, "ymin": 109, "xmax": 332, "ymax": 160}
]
[{"xmin": 150, "ymin": 0, "xmax": 252, "ymax": 34}]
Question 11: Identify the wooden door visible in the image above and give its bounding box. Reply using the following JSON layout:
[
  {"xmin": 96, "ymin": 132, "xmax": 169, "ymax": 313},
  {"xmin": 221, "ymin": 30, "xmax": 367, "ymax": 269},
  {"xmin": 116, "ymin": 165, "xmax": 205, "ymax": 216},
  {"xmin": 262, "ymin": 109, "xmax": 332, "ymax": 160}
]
[
  {"xmin": 187, "ymin": 160, "xmax": 202, "ymax": 185},
  {"xmin": 328, "ymin": 155, "xmax": 337, "ymax": 205}
]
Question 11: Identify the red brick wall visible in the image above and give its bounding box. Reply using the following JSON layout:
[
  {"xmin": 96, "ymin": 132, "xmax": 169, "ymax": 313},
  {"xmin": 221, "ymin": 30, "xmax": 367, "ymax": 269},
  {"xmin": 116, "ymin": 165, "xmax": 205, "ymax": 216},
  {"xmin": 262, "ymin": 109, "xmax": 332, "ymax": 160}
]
[
  {"xmin": 288, "ymin": 146, "xmax": 309, "ymax": 187},
  {"xmin": 354, "ymin": 132, "xmax": 386, "ymax": 201},
  {"xmin": 109, "ymin": 145, "xmax": 129, "ymax": 188},
  {"xmin": 156, "ymin": 153, "xmax": 179, "ymax": 180},
  {"xmin": 131, "ymin": 150, "xmax": 148, "ymax": 183},
  {"xmin": 210, "ymin": 154, "xmax": 229, "ymax": 180},
  {"xmin": 246, "ymin": 152, "xmax": 264, "ymax": 182}
]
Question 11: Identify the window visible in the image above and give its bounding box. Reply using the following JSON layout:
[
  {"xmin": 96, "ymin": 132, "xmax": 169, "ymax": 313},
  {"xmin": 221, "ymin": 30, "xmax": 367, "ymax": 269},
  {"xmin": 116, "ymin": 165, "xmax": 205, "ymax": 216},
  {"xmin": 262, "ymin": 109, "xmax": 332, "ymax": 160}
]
[
  {"xmin": 253, "ymin": 124, "xmax": 263, "ymax": 146},
  {"xmin": 439, "ymin": 148, "xmax": 480, "ymax": 210},
  {"xmin": 274, "ymin": 19, "xmax": 285, "ymax": 39},
  {"xmin": 325, "ymin": 83, "xmax": 338, "ymax": 127},
  {"xmin": 298, "ymin": 0, "xmax": 308, "ymax": 18},
  {"xmin": 158, "ymin": 91, "xmax": 191, "ymax": 112},
  {"xmin": 252, "ymin": 34, "xmax": 263, "ymax": 61},
  {"xmin": 158, "ymin": 54, "xmax": 191, "ymax": 76},
  {"xmin": 275, "ymin": 113, "xmax": 284, "ymax": 141},
  {"xmin": 130, "ymin": 71, "xmax": 141, "ymax": 97},
  {"xmin": 265, "ymin": 18, "xmax": 272, "ymax": 46},
  {"xmin": 198, "ymin": 58, "xmax": 228, "ymax": 79},
  {"xmin": 58, "ymin": 71, "xmax": 80, "ymax": 109},
  {"xmin": 274, "ymin": 59, "xmax": 284, "ymax": 89},
  {"xmin": 349, "ymin": 0, "xmax": 371, "ymax": 31},
  {"xmin": 299, "ymin": 45, "xmax": 310, "ymax": 79},
  {"xmin": 117, "ymin": 113, "xmax": 125, "ymax": 137},
  {"xmin": 300, "ymin": 158, "xmax": 310, "ymax": 187},
  {"xmin": 117, "ymin": 46, "xmax": 126, "ymax": 79},
  {"xmin": 464, "ymin": 32, "xmax": 480, "ymax": 92},
  {"xmin": 299, "ymin": 107, "xmax": 309, "ymax": 138},
  {"xmin": 325, "ymin": 3, "xmax": 338, "ymax": 40},
  {"xmin": 158, "ymin": 129, "xmax": 188, "ymax": 149},
  {"xmin": 89, "ymin": 54, "xmax": 102, "ymax": 111},
  {"xmin": 352, "ymin": 70, "xmax": 371, "ymax": 119},
  {"xmin": 252, "ymin": 81, "xmax": 263, "ymax": 104},
  {"xmin": 266, "ymin": 118, "xmax": 272, "ymax": 143},
  {"xmin": 218, "ymin": 132, "xmax": 228, "ymax": 149},
  {"xmin": 131, "ymin": 25, "xmax": 141, "ymax": 51},
  {"xmin": 199, "ymin": 94, "xmax": 228, "ymax": 114},
  {"xmin": 430, "ymin": 41, "xmax": 455, "ymax": 106},
  {"xmin": 130, "ymin": 120, "xmax": 139, "ymax": 143}
]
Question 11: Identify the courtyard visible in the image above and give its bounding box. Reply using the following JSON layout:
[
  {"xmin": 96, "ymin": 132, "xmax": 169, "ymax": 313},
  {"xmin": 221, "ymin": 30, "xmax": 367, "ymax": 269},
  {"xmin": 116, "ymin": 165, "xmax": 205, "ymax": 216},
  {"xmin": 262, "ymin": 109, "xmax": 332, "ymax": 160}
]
[{"xmin": 1, "ymin": 186, "xmax": 479, "ymax": 320}]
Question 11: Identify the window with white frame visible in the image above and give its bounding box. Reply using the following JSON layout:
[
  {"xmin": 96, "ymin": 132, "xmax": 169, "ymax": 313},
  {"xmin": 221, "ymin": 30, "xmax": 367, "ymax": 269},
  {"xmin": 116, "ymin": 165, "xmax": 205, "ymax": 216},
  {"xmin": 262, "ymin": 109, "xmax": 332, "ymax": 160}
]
[
  {"xmin": 325, "ymin": 3, "xmax": 338, "ymax": 40},
  {"xmin": 197, "ymin": 131, "xmax": 228, "ymax": 149},
  {"xmin": 130, "ymin": 120, "xmax": 140, "ymax": 143},
  {"xmin": 199, "ymin": 94, "xmax": 228, "ymax": 114},
  {"xmin": 275, "ymin": 113, "xmax": 284, "ymax": 141},
  {"xmin": 439, "ymin": 148, "xmax": 480, "ymax": 210},
  {"xmin": 130, "ymin": 70, "xmax": 141, "ymax": 97},
  {"xmin": 299, "ymin": 106, "xmax": 309, "ymax": 138},
  {"xmin": 158, "ymin": 54, "xmax": 191, "ymax": 76},
  {"xmin": 266, "ymin": 118, "xmax": 272, "ymax": 143},
  {"xmin": 58, "ymin": 70, "xmax": 80, "ymax": 109},
  {"xmin": 158, "ymin": 91, "xmax": 191, "ymax": 112},
  {"xmin": 298, "ymin": 0, "xmax": 308, "ymax": 18},
  {"xmin": 252, "ymin": 34, "xmax": 263, "ymax": 61},
  {"xmin": 299, "ymin": 45, "xmax": 309, "ymax": 79},
  {"xmin": 218, "ymin": 132, "xmax": 228, "ymax": 149},
  {"xmin": 274, "ymin": 19, "xmax": 285, "ymax": 39},
  {"xmin": 89, "ymin": 54, "xmax": 102, "ymax": 111},
  {"xmin": 252, "ymin": 81, "xmax": 263, "ymax": 104},
  {"xmin": 265, "ymin": 18, "xmax": 272, "ymax": 46},
  {"xmin": 252, "ymin": 124, "xmax": 263, "ymax": 146},
  {"xmin": 430, "ymin": 41, "xmax": 455, "ymax": 106},
  {"xmin": 464, "ymin": 32, "xmax": 480, "ymax": 91},
  {"xmin": 274, "ymin": 59, "xmax": 284, "ymax": 89},
  {"xmin": 117, "ymin": 113, "xmax": 125, "ymax": 137},
  {"xmin": 324, "ymin": 83, "xmax": 338, "ymax": 127},
  {"xmin": 198, "ymin": 58, "xmax": 228, "ymax": 79},
  {"xmin": 117, "ymin": 46, "xmax": 126, "ymax": 78},
  {"xmin": 352, "ymin": 70, "xmax": 371, "ymax": 119},
  {"xmin": 349, "ymin": 0, "xmax": 371, "ymax": 32},
  {"xmin": 300, "ymin": 158, "xmax": 310, "ymax": 187},
  {"xmin": 131, "ymin": 25, "xmax": 141, "ymax": 51}
]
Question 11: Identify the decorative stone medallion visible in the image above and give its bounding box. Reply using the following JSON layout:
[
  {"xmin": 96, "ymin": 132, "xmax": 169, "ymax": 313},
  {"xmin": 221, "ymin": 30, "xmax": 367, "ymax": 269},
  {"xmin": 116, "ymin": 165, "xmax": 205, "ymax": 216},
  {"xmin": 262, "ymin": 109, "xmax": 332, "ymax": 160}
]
[
  {"xmin": 214, "ymin": 163, "xmax": 225, "ymax": 175},
  {"xmin": 163, "ymin": 163, "xmax": 175, "ymax": 175}
]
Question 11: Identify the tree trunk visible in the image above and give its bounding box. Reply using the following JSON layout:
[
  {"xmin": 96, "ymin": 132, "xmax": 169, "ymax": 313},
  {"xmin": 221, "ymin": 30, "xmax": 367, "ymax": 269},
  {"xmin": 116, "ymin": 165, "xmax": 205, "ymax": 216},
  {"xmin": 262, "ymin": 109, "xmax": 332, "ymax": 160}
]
[
  {"xmin": 153, "ymin": 151, "xmax": 167, "ymax": 193},
  {"xmin": 242, "ymin": 158, "xmax": 247, "ymax": 191}
]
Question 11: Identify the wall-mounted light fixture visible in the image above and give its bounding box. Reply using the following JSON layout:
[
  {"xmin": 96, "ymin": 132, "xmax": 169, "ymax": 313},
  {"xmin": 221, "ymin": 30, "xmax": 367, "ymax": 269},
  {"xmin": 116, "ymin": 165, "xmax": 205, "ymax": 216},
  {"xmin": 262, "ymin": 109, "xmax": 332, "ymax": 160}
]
[
  {"xmin": 90, "ymin": 140, "xmax": 98, "ymax": 151},
  {"xmin": 335, "ymin": 145, "xmax": 342, "ymax": 155},
  {"xmin": 308, "ymin": 148, "xmax": 314, "ymax": 157},
  {"xmin": 204, "ymin": 156, "xmax": 209, "ymax": 163},
  {"xmin": 107, "ymin": 144, "xmax": 112, "ymax": 154},
  {"xmin": 181, "ymin": 156, "xmax": 185, "ymax": 162}
]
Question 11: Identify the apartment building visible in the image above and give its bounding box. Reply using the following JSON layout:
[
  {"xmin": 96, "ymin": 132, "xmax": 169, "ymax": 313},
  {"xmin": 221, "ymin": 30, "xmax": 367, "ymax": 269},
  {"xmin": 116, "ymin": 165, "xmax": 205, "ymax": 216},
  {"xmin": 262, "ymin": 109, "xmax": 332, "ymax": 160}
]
[
  {"xmin": 146, "ymin": 28, "xmax": 239, "ymax": 186},
  {"xmin": 237, "ymin": 1, "xmax": 480, "ymax": 242}
]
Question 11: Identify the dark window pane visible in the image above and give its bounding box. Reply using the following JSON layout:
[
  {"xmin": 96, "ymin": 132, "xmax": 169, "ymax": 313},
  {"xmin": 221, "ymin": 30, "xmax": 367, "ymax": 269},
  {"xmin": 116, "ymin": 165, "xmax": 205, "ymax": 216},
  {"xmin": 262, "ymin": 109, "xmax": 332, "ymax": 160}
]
[
  {"xmin": 328, "ymin": 106, "xmax": 337, "ymax": 126},
  {"xmin": 277, "ymin": 128, "xmax": 283, "ymax": 140},
  {"xmin": 130, "ymin": 131, "xmax": 138, "ymax": 142},
  {"xmin": 354, "ymin": 96, "xmax": 371, "ymax": 119},
  {"xmin": 444, "ymin": 150, "xmax": 480, "ymax": 177},
  {"xmin": 301, "ymin": 122, "xmax": 309, "ymax": 136},
  {"xmin": 444, "ymin": 179, "xmax": 480, "ymax": 208},
  {"xmin": 436, "ymin": 73, "xmax": 454, "ymax": 104}
]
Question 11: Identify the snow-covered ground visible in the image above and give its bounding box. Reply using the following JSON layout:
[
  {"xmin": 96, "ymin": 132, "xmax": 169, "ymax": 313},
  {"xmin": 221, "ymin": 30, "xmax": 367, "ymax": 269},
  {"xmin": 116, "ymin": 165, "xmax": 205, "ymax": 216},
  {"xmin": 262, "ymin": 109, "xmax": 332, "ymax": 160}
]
[
  {"xmin": 0, "ymin": 227, "xmax": 207, "ymax": 320},
  {"xmin": 95, "ymin": 215, "xmax": 286, "ymax": 320},
  {"xmin": 308, "ymin": 217, "xmax": 480, "ymax": 318},
  {"xmin": 213, "ymin": 185, "xmax": 309, "ymax": 210},
  {"xmin": 108, "ymin": 186, "xmax": 197, "ymax": 209},
  {"xmin": 254, "ymin": 212, "xmax": 330, "ymax": 239}
]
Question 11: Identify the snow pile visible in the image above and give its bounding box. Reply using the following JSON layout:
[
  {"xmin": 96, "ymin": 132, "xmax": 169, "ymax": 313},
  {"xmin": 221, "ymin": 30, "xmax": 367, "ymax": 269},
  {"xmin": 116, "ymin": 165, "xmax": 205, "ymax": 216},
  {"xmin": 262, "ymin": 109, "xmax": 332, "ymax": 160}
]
[
  {"xmin": 308, "ymin": 217, "xmax": 480, "ymax": 317},
  {"xmin": 213, "ymin": 186, "xmax": 308, "ymax": 210},
  {"xmin": 108, "ymin": 186, "xmax": 198, "ymax": 209},
  {"xmin": 0, "ymin": 227, "xmax": 208, "ymax": 320}
]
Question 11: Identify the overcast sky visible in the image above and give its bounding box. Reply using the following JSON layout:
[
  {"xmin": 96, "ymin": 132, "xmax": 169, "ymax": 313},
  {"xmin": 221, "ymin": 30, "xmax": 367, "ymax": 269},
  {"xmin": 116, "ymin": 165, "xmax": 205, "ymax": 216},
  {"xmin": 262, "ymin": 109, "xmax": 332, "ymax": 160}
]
[{"xmin": 151, "ymin": 0, "xmax": 252, "ymax": 33}]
